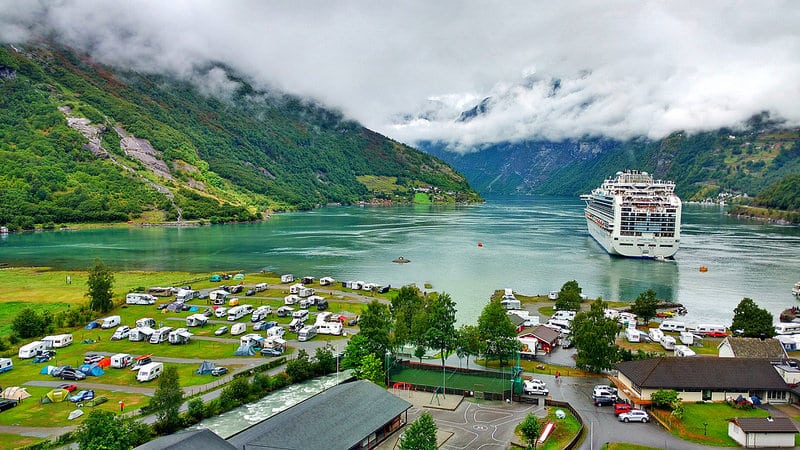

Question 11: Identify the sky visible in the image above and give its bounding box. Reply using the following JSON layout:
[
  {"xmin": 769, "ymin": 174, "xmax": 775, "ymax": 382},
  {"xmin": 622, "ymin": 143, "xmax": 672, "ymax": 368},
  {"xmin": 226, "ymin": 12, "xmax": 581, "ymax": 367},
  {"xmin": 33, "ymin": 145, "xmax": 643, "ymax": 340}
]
[{"xmin": 1, "ymin": 0, "xmax": 799, "ymax": 151}]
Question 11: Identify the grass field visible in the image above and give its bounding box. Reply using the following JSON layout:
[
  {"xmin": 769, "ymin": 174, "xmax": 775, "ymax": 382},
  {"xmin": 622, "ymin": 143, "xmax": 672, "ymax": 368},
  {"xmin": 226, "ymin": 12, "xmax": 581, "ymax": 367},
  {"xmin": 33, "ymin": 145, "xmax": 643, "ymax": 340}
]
[
  {"xmin": 652, "ymin": 402, "xmax": 770, "ymax": 446},
  {"xmin": 389, "ymin": 367, "xmax": 516, "ymax": 394}
]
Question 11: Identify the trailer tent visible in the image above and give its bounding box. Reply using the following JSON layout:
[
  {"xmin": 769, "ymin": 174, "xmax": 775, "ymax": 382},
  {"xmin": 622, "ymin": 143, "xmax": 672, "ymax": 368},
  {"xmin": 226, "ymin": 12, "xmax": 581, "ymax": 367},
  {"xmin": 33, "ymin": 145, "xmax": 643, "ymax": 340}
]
[{"xmin": 196, "ymin": 361, "xmax": 215, "ymax": 375}]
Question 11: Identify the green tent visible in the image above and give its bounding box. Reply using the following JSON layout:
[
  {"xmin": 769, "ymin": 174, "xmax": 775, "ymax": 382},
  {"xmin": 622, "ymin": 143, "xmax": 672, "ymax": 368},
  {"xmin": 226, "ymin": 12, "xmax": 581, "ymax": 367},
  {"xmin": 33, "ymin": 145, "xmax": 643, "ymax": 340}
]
[
  {"xmin": 41, "ymin": 388, "xmax": 69, "ymax": 404},
  {"xmin": 233, "ymin": 273, "xmax": 245, "ymax": 280}
]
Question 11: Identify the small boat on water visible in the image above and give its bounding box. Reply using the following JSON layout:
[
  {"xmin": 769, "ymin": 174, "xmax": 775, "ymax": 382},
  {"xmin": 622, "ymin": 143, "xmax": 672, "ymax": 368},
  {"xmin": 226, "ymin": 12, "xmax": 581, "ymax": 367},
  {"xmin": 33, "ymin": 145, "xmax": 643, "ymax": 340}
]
[
  {"xmin": 392, "ymin": 256, "xmax": 410, "ymax": 264},
  {"xmin": 792, "ymin": 281, "xmax": 800, "ymax": 296},
  {"xmin": 699, "ymin": 266, "xmax": 708, "ymax": 272}
]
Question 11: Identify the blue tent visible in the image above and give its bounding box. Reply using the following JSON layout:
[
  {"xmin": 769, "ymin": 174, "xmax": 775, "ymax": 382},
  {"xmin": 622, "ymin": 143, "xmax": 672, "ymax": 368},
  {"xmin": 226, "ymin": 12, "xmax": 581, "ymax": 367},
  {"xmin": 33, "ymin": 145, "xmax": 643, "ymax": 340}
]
[
  {"xmin": 234, "ymin": 344, "xmax": 255, "ymax": 356},
  {"xmin": 78, "ymin": 363, "xmax": 104, "ymax": 377},
  {"xmin": 40, "ymin": 365, "xmax": 57, "ymax": 375},
  {"xmin": 84, "ymin": 321, "xmax": 100, "ymax": 330},
  {"xmin": 189, "ymin": 306, "xmax": 199, "ymax": 312},
  {"xmin": 196, "ymin": 361, "xmax": 215, "ymax": 375}
]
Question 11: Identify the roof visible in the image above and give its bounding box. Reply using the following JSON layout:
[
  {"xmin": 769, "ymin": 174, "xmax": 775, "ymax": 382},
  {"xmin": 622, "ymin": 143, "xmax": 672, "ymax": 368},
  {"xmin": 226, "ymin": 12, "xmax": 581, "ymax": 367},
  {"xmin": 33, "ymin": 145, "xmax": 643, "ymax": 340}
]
[
  {"xmin": 228, "ymin": 380, "xmax": 411, "ymax": 450},
  {"xmin": 732, "ymin": 417, "xmax": 799, "ymax": 433},
  {"xmin": 719, "ymin": 337, "xmax": 787, "ymax": 359},
  {"xmin": 135, "ymin": 428, "xmax": 235, "ymax": 450},
  {"xmin": 528, "ymin": 325, "xmax": 560, "ymax": 344},
  {"xmin": 616, "ymin": 357, "xmax": 789, "ymax": 391}
]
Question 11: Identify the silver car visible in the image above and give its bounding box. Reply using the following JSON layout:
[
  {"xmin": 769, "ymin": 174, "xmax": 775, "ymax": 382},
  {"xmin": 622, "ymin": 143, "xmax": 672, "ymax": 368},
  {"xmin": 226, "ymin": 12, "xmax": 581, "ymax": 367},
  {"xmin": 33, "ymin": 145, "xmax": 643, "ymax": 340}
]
[{"xmin": 618, "ymin": 410, "xmax": 649, "ymax": 423}]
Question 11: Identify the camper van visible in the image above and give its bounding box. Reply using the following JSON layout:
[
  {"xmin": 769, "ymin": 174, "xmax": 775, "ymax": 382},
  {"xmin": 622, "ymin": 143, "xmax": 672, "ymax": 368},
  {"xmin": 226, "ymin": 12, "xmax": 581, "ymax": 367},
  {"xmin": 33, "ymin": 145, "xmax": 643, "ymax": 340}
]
[
  {"xmin": 42, "ymin": 334, "xmax": 73, "ymax": 349},
  {"xmin": 694, "ymin": 324, "xmax": 727, "ymax": 336},
  {"xmin": 149, "ymin": 327, "xmax": 173, "ymax": 344},
  {"xmin": 316, "ymin": 321, "xmax": 342, "ymax": 335},
  {"xmin": 267, "ymin": 326, "xmax": 285, "ymax": 338},
  {"xmin": 551, "ymin": 310, "xmax": 576, "ymax": 322},
  {"xmin": 659, "ymin": 320, "xmax": 686, "ymax": 332},
  {"xmin": 209, "ymin": 290, "xmax": 230, "ymax": 305},
  {"xmin": 500, "ymin": 298, "xmax": 521, "ymax": 310},
  {"xmin": 126, "ymin": 293, "xmax": 157, "ymax": 305},
  {"xmin": 231, "ymin": 323, "xmax": 246, "ymax": 336},
  {"xmin": 674, "ymin": 345, "xmax": 696, "ymax": 357},
  {"xmin": 110, "ymin": 353, "xmax": 132, "ymax": 368},
  {"xmin": 660, "ymin": 335, "xmax": 676, "ymax": 350},
  {"xmin": 18, "ymin": 341, "xmax": 46, "ymax": 359},
  {"xmin": 774, "ymin": 323, "xmax": 800, "ymax": 335},
  {"xmin": 679, "ymin": 331, "xmax": 694, "ymax": 345},
  {"xmin": 0, "ymin": 358, "xmax": 13, "ymax": 373},
  {"xmin": 186, "ymin": 314, "xmax": 208, "ymax": 327},
  {"xmin": 251, "ymin": 306, "xmax": 272, "ymax": 322},
  {"xmin": 100, "ymin": 315, "xmax": 121, "ymax": 329},
  {"xmin": 291, "ymin": 309, "xmax": 309, "ymax": 322},
  {"xmin": 297, "ymin": 325, "xmax": 318, "ymax": 342},
  {"xmin": 545, "ymin": 319, "xmax": 571, "ymax": 334},
  {"xmin": 175, "ymin": 289, "xmax": 199, "ymax": 303},
  {"xmin": 548, "ymin": 291, "xmax": 559, "ymax": 300},
  {"xmin": 136, "ymin": 362, "xmax": 164, "ymax": 382},
  {"xmin": 254, "ymin": 282, "xmax": 268, "ymax": 292},
  {"xmin": 136, "ymin": 318, "xmax": 156, "ymax": 329},
  {"xmin": 280, "ymin": 274, "xmax": 294, "ymax": 283},
  {"xmin": 625, "ymin": 328, "xmax": 641, "ymax": 343},
  {"xmin": 227, "ymin": 306, "xmax": 247, "ymax": 321},
  {"xmin": 168, "ymin": 328, "xmax": 192, "ymax": 345},
  {"xmin": 129, "ymin": 326, "xmax": 155, "ymax": 342},
  {"xmin": 319, "ymin": 277, "xmax": 334, "ymax": 286}
]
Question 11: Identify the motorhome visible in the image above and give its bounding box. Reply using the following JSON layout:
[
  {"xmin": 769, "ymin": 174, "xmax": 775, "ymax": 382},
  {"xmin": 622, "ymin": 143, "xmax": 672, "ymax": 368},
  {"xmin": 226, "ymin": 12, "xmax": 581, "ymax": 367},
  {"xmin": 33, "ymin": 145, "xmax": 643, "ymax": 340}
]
[
  {"xmin": 240, "ymin": 333, "xmax": 264, "ymax": 348},
  {"xmin": 18, "ymin": 341, "xmax": 45, "ymax": 359},
  {"xmin": 130, "ymin": 354, "xmax": 153, "ymax": 371},
  {"xmin": 299, "ymin": 298, "xmax": 315, "ymax": 309},
  {"xmin": 289, "ymin": 283, "xmax": 303, "ymax": 294},
  {"xmin": 618, "ymin": 312, "xmax": 637, "ymax": 327},
  {"xmin": 111, "ymin": 326, "xmax": 131, "ymax": 340},
  {"xmin": 136, "ymin": 318, "xmax": 156, "ymax": 329},
  {"xmin": 149, "ymin": 327, "xmax": 173, "ymax": 344},
  {"xmin": 241, "ymin": 304, "xmax": 254, "ymax": 315},
  {"xmin": 545, "ymin": 319, "xmax": 571, "ymax": 334},
  {"xmin": 267, "ymin": 326, "xmax": 285, "ymax": 338},
  {"xmin": 276, "ymin": 306, "xmax": 294, "ymax": 317},
  {"xmin": 291, "ymin": 309, "xmax": 309, "ymax": 322},
  {"xmin": 254, "ymin": 282, "xmax": 268, "ymax": 292},
  {"xmin": 319, "ymin": 277, "xmax": 335, "ymax": 286},
  {"xmin": 227, "ymin": 306, "xmax": 247, "ymax": 321},
  {"xmin": 648, "ymin": 328, "xmax": 664, "ymax": 342},
  {"xmin": 500, "ymin": 298, "xmax": 521, "ymax": 310},
  {"xmin": 0, "ymin": 358, "xmax": 12, "ymax": 373},
  {"xmin": 209, "ymin": 290, "xmax": 230, "ymax": 305},
  {"xmin": 251, "ymin": 306, "xmax": 272, "ymax": 322},
  {"xmin": 551, "ymin": 310, "xmax": 576, "ymax": 321},
  {"xmin": 659, "ymin": 320, "xmax": 686, "ymax": 332},
  {"xmin": 126, "ymin": 293, "xmax": 157, "ymax": 305},
  {"xmin": 660, "ymin": 335, "xmax": 676, "ymax": 350},
  {"xmin": 129, "ymin": 326, "xmax": 155, "ymax": 342},
  {"xmin": 280, "ymin": 274, "xmax": 294, "ymax": 283},
  {"xmin": 136, "ymin": 362, "xmax": 164, "ymax": 382},
  {"xmin": 100, "ymin": 315, "xmax": 121, "ymax": 329},
  {"xmin": 168, "ymin": 328, "xmax": 192, "ymax": 345},
  {"xmin": 186, "ymin": 314, "xmax": 208, "ymax": 327},
  {"xmin": 231, "ymin": 323, "xmax": 246, "ymax": 336},
  {"xmin": 288, "ymin": 318, "xmax": 304, "ymax": 332},
  {"xmin": 298, "ymin": 287, "xmax": 315, "ymax": 298},
  {"xmin": 297, "ymin": 325, "xmax": 318, "ymax": 342},
  {"xmin": 679, "ymin": 331, "xmax": 694, "ymax": 345},
  {"xmin": 316, "ymin": 321, "xmax": 342, "ymax": 335},
  {"xmin": 175, "ymin": 289, "xmax": 199, "ymax": 303},
  {"xmin": 42, "ymin": 334, "xmax": 73, "ymax": 349},
  {"xmin": 774, "ymin": 323, "xmax": 800, "ymax": 335},
  {"xmin": 110, "ymin": 353, "xmax": 132, "ymax": 368},
  {"xmin": 548, "ymin": 291, "xmax": 559, "ymax": 300},
  {"xmin": 694, "ymin": 324, "xmax": 727, "ymax": 336},
  {"xmin": 625, "ymin": 328, "xmax": 641, "ymax": 343},
  {"xmin": 674, "ymin": 345, "xmax": 696, "ymax": 357}
]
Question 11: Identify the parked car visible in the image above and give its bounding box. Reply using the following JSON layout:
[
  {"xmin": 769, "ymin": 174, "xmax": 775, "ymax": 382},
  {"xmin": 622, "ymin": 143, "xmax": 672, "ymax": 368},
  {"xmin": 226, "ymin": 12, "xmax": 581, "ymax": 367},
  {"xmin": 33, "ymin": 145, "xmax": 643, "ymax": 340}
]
[
  {"xmin": 58, "ymin": 383, "xmax": 78, "ymax": 392},
  {"xmin": 261, "ymin": 348, "xmax": 282, "ymax": 357},
  {"xmin": 614, "ymin": 403, "xmax": 633, "ymax": 416},
  {"xmin": 61, "ymin": 369, "xmax": 87, "ymax": 381},
  {"xmin": 0, "ymin": 399, "xmax": 18, "ymax": 412},
  {"xmin": 156, "ymin": 303, "xmax": 169, "ymax": 310},
  {"xmin": 230, "ymin": 285, "xmax": 243, "ymax": 294},
  {"xmin": 84, "ymin": 354, "xmax": 103, "ymax": 364},
  {"xmin": 69, "ymin": 390, "xmax": 95, "ymax": 403},
  {"xmin": 214, "ymin": 326, "xmax": 229, "ymax": 336},
  {"xmin": 215, "ymin": 307, "xmax": 228, "ymax": 318},
  {"xmin": 246, "ymin": 289, "xmax": 255, "ymax": 296},
  {"xmin": 181, "ymin": 304, "xmax": 191, "ymax": 311},
  {"xmin": 527, "ymin": 378, "xmax": 547, "ymax": 389},
  {"xmin": 253, "ymin": 321, "xmax": 267, "ymax": 331},
  {"xmin": 262, "ymin": 321, "xmax": 278, "ymax": 330},
  {"xmin": 618, "ymin": 410, "xmax": 650, "ymax": 423},
  {"xmin": 593, "ymin": 395, "xmax": 616, "ymax": 407},
  {"xmin": 211, "ymin": 367, "xmax": 229, "ymax": 377},
  {"xmin": 203, "ymin": 308, "xmax": 214, "ymax": 317}
]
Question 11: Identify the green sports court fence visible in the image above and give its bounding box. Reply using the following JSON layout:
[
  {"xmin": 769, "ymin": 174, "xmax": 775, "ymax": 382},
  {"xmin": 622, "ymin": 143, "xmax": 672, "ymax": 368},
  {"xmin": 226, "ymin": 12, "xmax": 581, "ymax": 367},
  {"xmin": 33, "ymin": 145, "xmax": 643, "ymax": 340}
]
[{"xmin": 388, "ymin": 360, "xmax": 522, "ymax": 400}]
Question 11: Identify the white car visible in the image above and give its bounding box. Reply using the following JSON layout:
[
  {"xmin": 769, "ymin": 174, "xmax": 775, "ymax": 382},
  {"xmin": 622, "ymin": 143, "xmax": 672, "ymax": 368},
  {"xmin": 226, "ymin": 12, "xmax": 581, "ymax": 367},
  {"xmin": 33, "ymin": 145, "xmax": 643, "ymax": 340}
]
[
  {"xmin": 618, "ymin": 410, "xmax": 649, "ymax": 423},
  {"xmin": 111, "ymin": 325, "xmax": 130, "ymax": 340},
  {"xmin": 527, "ymin": 378, "xmax": 547, "ymax": 388},
  {"xmin": 214, "ymin": 307, "xmax": 228, "ymax": 318}
]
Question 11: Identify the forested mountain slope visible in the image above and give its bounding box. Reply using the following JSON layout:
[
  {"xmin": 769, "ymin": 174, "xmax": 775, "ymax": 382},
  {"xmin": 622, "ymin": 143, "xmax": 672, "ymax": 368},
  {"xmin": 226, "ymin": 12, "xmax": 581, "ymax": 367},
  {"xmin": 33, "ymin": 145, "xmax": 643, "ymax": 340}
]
[{"xmin": 0, "ymin": 44, "xmax": 478, "ymax": 230}]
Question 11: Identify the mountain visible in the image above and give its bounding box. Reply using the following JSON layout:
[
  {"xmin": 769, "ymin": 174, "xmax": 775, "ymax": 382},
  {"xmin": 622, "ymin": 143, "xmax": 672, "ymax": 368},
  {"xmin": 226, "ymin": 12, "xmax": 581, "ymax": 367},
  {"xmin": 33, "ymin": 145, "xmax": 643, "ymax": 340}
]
[
  {"xmin": 0, "ymin": 44, "xmax": 479, "ymax": 230},
  {"xmin": 420, "ymin": 113, "xmax": 800, "ymax": 202}
]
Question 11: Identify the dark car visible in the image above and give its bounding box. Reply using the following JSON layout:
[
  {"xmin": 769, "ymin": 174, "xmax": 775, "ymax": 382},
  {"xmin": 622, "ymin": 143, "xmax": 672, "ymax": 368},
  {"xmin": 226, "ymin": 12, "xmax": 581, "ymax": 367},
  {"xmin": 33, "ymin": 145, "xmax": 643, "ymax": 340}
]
[
  {"xmin": 203, "ymin": 308, "xmax": 214, "ymax": 317},
  {"xmin": 246, "ymin": 289, "xmax": 255, "ymax": 296},
  {"xmin": 61, "ymin": 369, "xmax": 87, "ymax": 381},
  {"xmin": 84, "ymin": 321, "xmax": 101, "ymax": 330},
  {"xmin": 181, "ymin": 303, "xmax": 191, "ymax": 311},
  {"xmin": 593, "ymin": 395, "xmax": 616, "ymax": 407},
  {"xmin": 260, "ymin": 348, "xmax": 282, "ymax": 357},
  {"xmin": 156, "ymin": 303, "xmax": 169, "ymax": 310},
  {"xmin": 316, "ymin": 299, "xmax": 328, "ymax": 311},
  {"xmin": 230, "ymin": 285, "xmax": 243, "ymax": 294},
  {"xmin": 211, "ymin": 367, "xmax": 229, "ymax": 376},
  {"xmin": 0, "ymin": 399, "xmax": 18, "ymax": 412},
  {"xmin": 263, "ymin": 321, "xmax": 278, "ymax": 330}
]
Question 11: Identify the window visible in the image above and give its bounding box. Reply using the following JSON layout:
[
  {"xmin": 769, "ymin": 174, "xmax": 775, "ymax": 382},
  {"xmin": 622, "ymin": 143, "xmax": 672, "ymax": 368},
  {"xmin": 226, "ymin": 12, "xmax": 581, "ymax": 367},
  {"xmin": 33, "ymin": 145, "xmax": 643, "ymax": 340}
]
[{"xmin": 702, "ymin": 390, "xmax": 712, "ymax": 401}]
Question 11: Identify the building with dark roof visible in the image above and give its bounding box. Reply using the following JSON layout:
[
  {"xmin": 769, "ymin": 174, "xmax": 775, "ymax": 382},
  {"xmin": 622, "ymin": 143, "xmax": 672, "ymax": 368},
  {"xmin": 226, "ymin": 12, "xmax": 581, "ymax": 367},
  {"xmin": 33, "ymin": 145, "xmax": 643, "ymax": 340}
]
[
  {"xmin": 728, "ymin": 417, "xmax": 799, "ymax": 447},
  {"xmin": 718, "ymin": 337, "xmax": 788, "ymax": 359},
  {"xmin": 227, "ymin": 380, "xmax": 411, "ymax": 450},
  {"xmin": 614, "ymin": 357, "xmax": 790, "ymax": 405},
  {"xmin": 135, "ymin": 428, "xmax": 236, "ymax": 450}
]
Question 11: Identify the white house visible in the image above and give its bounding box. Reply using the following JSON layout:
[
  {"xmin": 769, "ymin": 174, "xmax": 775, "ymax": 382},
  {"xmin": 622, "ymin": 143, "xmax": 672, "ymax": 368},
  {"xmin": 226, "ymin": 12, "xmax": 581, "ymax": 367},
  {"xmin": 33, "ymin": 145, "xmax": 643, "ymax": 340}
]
[{"xmin": 728, "ymin": 417, "xmax": 798, "ymax": 448}]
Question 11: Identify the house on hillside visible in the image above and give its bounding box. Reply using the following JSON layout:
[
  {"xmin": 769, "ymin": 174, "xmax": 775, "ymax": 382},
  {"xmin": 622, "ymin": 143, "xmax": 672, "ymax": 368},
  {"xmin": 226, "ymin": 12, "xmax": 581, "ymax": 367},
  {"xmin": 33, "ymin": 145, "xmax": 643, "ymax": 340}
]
[
  {"xmin": 728, "ymin": 417, "xmax": 799, "ymax": 448},
  {"xmin": 613, "ymin": 357, "xmax": 791, "ymax": 406},
  {"xmin": 718, "ymin": 337, "xmax": 788, "ymax": 359}
]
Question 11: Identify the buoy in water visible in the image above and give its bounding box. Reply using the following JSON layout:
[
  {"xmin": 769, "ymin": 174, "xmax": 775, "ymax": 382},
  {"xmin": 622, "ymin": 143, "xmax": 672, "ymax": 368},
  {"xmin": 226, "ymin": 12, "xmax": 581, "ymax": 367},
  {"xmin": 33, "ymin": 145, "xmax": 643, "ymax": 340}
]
[
  {"xmin": 699, "ymin": 265, "xmax": 708, "ymax": 272},
  {"xmin": 477, "ymin": 242, "xmax": 483, "ymax": 247}
]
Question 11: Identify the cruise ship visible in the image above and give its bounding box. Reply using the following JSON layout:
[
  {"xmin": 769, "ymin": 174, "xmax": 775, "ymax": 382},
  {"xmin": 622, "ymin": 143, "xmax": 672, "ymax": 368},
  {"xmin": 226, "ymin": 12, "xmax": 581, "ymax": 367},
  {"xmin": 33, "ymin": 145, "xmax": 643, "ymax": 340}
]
[{"xmin": 580, "ymin": 170, "xmax": 682, "ymax": 259}]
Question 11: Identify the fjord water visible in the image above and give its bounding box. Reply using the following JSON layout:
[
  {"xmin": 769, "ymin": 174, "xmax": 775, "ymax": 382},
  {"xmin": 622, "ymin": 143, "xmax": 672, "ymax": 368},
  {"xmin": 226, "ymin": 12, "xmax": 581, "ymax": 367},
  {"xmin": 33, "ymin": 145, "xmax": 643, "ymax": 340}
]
[{"xmin": 1, "ymin": 196, "xmax": 799, "ymax": 325}]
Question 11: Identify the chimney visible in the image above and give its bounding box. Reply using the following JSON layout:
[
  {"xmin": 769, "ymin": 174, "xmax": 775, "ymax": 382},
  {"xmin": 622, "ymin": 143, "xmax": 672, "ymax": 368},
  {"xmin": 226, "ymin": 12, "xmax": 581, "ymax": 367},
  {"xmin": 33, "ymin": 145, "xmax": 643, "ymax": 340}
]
[{"xmin": 760, "ymin": 333, "xmax": 766, "ymax": 341}]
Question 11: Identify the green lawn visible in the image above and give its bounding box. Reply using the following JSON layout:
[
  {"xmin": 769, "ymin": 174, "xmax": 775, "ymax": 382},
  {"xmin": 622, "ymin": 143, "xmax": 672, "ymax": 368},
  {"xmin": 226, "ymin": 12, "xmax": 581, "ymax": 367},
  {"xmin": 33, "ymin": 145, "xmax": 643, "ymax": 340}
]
[
  {"xmin": 413, "ymin": 192, "xmax": 432, "ymax": 204},
  {"xmin": 390, "ymin": 367, "xmax": 514, "ymax": 394},
  {"xmin": 653, "ymin": 402, "xmax": 770, "ymax": 446}
]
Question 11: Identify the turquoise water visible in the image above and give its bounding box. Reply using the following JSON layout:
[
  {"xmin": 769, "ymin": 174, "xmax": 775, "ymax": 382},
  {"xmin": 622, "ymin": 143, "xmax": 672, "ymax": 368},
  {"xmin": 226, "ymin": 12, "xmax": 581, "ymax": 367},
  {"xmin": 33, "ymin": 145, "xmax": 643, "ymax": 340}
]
[{"xmin": 1, "ymin": 196, "xmax": 799, "ymax": 325}]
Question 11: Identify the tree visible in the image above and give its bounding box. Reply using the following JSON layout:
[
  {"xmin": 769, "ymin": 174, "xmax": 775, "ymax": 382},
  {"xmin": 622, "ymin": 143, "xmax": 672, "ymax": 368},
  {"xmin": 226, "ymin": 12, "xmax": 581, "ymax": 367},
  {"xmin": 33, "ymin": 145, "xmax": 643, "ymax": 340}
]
[
  {"xmin": 342, "ymin": 334, "xmax": 372, "ymax": 370},
  {"xmin": 519, "ymin": 413, "xmax": 542, "ymax": 449},
  {"xmin": 358, "ymin": 300, "xmax": 392, "ymax": 358},
  {"xmin": 571, "ymin": 298, "xmax": 620, "ymax": 372},
  {"xmin": 423, "ymin": 292, "xmax": 458, "ymax": 370},
  {"xmin": 399, "ymin": 412, "xmax": 437, "ymax": 450},
  {"xmin": 11, "ymin": 308, "xmax": 53, "ymax": 338},
  {"xmin": 75, "ymin": 410, "xmax": 130, "ymax": 450},
  {"xmin": 650, "ymin": 389, "xmax": 680, "ymax": 408},
  {"xmin": 630, "ymin": 289, "xmax": 659, "ymax": 325},
  {"xmin": 286, "ymin": 349, "xmax": 315, "ymax": 382},
  {"xmin": 391, "ymin": 286, "xmax": 426, "ymax": 351},
  {"xmin": 555, "ymin": 280, "xmax": 582, "ymax": 311},
  {"xmin": 149, "ymin": 365, "xmax": 183, "ymax": 434},
  {"xmin": 477, "ymin": 300, "xmax": 519, "ymax": 366},
  {"xmin": 456, "ymin": 324, "xmax": 483, "ymax": 368},
  {"xmin": 357, "ymin": 352, "xmax": 386, "ymax": 386},
  {"xmin": 731, "ymin": 298, "xmax": 775, "ymax": 337},
  {"xmin": 86, "ymin": 258, "xmax": 115, "ymax": 313}
]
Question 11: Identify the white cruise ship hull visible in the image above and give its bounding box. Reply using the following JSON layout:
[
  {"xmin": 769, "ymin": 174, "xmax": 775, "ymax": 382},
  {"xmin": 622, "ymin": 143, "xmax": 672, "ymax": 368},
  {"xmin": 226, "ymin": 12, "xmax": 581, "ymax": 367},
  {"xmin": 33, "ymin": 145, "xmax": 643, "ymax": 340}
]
[{"xmin": 585, "ymin": 215, "xmax": 679, "ymax": 259}]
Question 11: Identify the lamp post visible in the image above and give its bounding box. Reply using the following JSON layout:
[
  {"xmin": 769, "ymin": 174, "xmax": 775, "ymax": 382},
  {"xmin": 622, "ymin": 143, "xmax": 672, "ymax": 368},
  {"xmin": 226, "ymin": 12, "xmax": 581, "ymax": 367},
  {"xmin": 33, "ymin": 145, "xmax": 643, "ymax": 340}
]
[
  {"xmin": 386, "ymin": 350, "xmax": 391, "ymax": 387},
  {"xmin": 703, "ymin": 421, "xmax": 708, "ymax": 435}
]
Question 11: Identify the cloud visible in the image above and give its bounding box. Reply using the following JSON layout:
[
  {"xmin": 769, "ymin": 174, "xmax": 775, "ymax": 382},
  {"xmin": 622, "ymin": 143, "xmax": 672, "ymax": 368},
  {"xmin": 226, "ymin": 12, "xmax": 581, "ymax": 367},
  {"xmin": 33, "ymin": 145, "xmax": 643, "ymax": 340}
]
[{"xmin": 1, "ymin": 0, "xmax": 799, "ymax": 151}]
